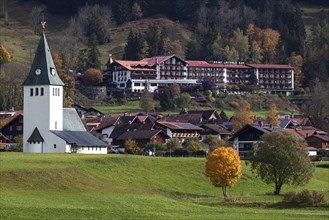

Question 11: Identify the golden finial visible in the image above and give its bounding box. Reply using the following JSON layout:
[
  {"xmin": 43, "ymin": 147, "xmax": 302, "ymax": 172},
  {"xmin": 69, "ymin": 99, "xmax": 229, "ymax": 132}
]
[{"xmin": 41, "ymin": 16, "xmax": 46, "ymax": 30}]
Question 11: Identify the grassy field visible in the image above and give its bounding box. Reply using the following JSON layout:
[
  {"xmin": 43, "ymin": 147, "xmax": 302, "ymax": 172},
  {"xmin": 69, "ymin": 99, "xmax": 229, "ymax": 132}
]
[
  {"xmin": 93, "ymin": 102, "xmax": 293, "ymax": 118},
  {"xmin": 0, "ymin": 153, "xmax": 328, "ymax": 219}
]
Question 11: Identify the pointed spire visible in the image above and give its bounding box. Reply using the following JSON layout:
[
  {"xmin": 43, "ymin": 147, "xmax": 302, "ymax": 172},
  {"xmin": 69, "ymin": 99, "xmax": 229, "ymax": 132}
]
[
  {"xmin": 23, "ymin": 22, "xmax": 64, "ymax": 86},
  {"xmin": 27, "ymin": 127, "xmax": 44, "ymax": 142}
]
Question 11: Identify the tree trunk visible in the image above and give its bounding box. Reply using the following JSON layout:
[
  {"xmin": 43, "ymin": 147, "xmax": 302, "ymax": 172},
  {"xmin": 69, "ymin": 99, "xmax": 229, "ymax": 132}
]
[
  {"xmin": 222, "ymin": 186, "xmax": 227, "ymax": 197},
  {"xmin": 274, "ymin": 182, "xmax": 282, "ymax": 195}
]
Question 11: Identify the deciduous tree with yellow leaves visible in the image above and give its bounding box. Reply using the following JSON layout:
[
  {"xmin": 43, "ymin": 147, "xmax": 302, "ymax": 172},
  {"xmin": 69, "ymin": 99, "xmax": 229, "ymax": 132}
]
[
  {"xmin": 205, "ymin": 147, "xmax": 242, "ymax": 197},
  {"xmin": 267, "ymin": 103, "xmax": 279, "ymax": 126},
  {"xmin": 232, "ymin": 100, "xmax": 253, "ymax": 133}
]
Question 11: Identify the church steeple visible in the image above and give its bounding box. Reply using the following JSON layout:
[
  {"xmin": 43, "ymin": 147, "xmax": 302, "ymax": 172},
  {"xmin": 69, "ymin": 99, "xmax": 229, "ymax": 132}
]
[{"xmin": 23, "ymin": 28, "xmax": 64, "ymax": 86}]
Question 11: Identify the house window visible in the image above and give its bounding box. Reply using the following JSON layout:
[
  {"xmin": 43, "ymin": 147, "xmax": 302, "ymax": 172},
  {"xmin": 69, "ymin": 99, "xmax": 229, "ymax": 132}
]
[
  {"xmin": 30, "ymin": 88, "xmax": 33, "ymax": 96},
  {"xmin": 35, "ymin": 88, "xmax": 39, "ymax": 96},
  {"xmin": 53, "ymin": 88, "xmax": 55, "ymax": 96},
  {"xmin": 41, "ymin": 88, "xmax": 44, "ymax": 96},
  {"xmin": 309, "ymin": 142, "xmax": 318, "ymax": 147},
  {"xmin": 16, "ymin": 125, "xmax": 22, "ymax": 131},
  {"xmin": 88, "ymin": 146, "xmax": 90, "ymax": 151},
  {"xmin": 58, "ymin": 88, "xmax": 60, "ymax": 96},
  {"xmin": 54, "ymin": 144, "xmax": 56, "ymax": 149},
  {"xmin": 9, "ymin": 126, "xmax": 13, "ymax": 131},
  {"xmin": 55, "ymin": 121, "xmax": 57, "ymax": 129}
]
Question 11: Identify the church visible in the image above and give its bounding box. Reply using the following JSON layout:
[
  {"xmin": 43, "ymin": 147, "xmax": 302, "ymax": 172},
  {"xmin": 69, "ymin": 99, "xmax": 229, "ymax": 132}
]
[{"xmin": 23, "ymin": 27, "xmax": 108, "ymax": 154}]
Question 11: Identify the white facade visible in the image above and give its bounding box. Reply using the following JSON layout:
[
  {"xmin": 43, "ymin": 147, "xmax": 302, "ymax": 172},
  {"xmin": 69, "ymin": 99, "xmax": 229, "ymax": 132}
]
[{"xmin": 23, "ymin": 85, "xmax": 65, "ymax": 152}]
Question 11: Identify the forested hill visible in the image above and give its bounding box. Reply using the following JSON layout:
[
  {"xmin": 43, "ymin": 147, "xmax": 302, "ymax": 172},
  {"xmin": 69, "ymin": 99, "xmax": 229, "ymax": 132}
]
[
  {"xmin": 1, "ymin": 0, "xmax": 328, "ymax": 111},
  {"xmin": 34, "ymin": 0, "xmax": 329, "ymax": 86}
]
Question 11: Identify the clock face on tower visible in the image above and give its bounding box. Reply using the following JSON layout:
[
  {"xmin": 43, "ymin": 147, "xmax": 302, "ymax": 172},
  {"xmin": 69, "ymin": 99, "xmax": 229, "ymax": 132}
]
[
  {"xmin": 51, "ymin": 68, "xmax": 56, "ymax": 76},
  {"xmin": 35, "ymin": 69, "xmax": 41, "ymax": 75}
]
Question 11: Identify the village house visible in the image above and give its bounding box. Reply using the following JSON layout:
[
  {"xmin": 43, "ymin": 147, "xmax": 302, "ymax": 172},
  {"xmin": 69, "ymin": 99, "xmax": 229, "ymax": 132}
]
[
  {"xmin": 156, "ymin": 121, "xmax": 203, "ymax": 143},
  {"xmin": 229, "ymin": 124, "xmax": 278, "ymax": 159},
  {"xmin": 0, "ymin": 111, "xmax": 23, "ymax": 142}
]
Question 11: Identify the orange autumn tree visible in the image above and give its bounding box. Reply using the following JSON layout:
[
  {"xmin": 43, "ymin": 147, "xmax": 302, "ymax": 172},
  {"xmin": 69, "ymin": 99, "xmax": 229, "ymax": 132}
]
[
  {"xmin": 205, "ymin": 147, "xmax": 242, "ymax": 197},
  {"xmin": 267, "ymin": 103, "xmax": 280, "ymax": 126},
  {"xmin": 232, "ymin": 100, "xmax": 253, "ymax": 133}
]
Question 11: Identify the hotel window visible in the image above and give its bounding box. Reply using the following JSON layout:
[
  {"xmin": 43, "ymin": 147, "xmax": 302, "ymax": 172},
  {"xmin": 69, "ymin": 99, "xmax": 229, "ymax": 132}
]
[
  {"xmin": 41, "ymin": 88, "xmax": 44, "ymax": 96},
  {"xmin": 30, "ymin": 88, "xmax": 33, "ymax": 96}
]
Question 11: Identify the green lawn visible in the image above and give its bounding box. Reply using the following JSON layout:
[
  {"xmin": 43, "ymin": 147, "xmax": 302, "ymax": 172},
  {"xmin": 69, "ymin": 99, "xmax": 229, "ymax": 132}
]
[
  {"xmin": 0, "ymin": 153, "xmax": 328, "ymax": 219},
  {"xmin": 93, "ymin": 102, "xmax": 292, "ymax": 118}
]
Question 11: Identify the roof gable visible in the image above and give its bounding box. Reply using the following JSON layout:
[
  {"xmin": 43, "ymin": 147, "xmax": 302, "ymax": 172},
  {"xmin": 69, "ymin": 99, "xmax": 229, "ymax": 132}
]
[
  {"xmin": 27, "ymin": 127, "xmax": 44, "ymax": 142},
  {"xmin": 23, "ymin": 33, "xmax": 64, "ymax": 86},
  {"xmin": 117, "ymin": 129, "xmax": 163, "ymax": 140}
]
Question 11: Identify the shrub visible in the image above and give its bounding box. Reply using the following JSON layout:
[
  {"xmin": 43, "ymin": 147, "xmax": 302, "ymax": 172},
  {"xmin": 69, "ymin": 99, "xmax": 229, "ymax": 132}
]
[
  {"xmin": 229, "ymin": 101, "xmax": 239, "ymax": 109},
  {"xmin": 82, "ymin": 68, "xmax": 103, "ymax": 86},
  {"xmin": 283, "ymin": 190, "xmax": 326, "ymax": 206}
]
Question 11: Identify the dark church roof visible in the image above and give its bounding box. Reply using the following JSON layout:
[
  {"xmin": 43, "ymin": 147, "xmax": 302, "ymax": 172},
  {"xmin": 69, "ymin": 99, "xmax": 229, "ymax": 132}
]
[
  {"xmin": 51, "ymin": 131, "xmax": 107, "ymax": 147},
  {"xmin": 27, "ymin": 127, "xmax": 44, "ymax": 142},
  {"xmin": 23, "ymin": 32, "xmax": 64, "ymax": 86}
]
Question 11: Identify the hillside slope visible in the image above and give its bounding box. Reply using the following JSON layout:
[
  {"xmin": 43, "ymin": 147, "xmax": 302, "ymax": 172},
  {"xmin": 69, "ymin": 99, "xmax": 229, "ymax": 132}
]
[
  {"xmin": 0, "ymin": 153, "xmax": 328, "ymax": 219},
  {"xmin": 0, "ymin": 0, "xmax": 191, "ymax": 70}
]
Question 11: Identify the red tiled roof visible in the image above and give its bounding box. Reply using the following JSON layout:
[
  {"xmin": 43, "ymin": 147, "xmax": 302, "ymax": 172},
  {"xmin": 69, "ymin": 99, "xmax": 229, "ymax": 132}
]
[
  {"xmin": 114, "ymin": 60, "xmax": 155, "ymax": 71},
  {"xmin": 246, "ymin": 64, "xmax": 293, "ymax": 69},
  {"xmin": 157, "ymin": 121, "xmax": 203, "ymax": 130},
  {"xmin": 224, "ymin": 64, "xmax": 251, "ymax": 69},
  {"xmin": 141, "ymin": 55, "xmax": 175, "ymax": 66},
  {"xmin": 186, "ymin": 61, "xmax": 226, "ymax": 68},
  {"xmin": 96, "ymin": 116, "xmax": 120, "ymax": 131}
]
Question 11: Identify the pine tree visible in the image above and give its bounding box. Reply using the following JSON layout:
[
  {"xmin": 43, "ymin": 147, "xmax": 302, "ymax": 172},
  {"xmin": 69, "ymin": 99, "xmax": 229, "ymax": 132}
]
[
  {"xmin": 132, "ymin": 2, "xmax": 143, "ymax": 20},
  {"xmin": 159, "ymin": 87, "xmax": 174, "ymax": 111},
  {"xmin": 87, "ymin": 34, "xmax": 101, "ymax": 69}
]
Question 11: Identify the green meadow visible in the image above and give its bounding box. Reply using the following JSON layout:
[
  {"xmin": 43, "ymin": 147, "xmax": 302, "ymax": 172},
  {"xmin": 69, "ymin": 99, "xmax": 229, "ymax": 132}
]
[
  {"xmin": 0, "ymin": 153, "xmax": 328, "ymax": 219},
  {"xmin": 93, "ymin": 102, "xmax": 292, "ymax": 118}
]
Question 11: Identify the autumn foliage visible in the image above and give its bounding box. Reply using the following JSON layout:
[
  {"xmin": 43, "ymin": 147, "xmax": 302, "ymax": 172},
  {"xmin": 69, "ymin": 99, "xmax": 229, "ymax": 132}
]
[
  {"xmin": 232, "ymin": 100, "xmax": 253, "ymax": 133},
  {"xmin": 82, "ymin": 68, "xmax": 103, "ymax": 86},
  {"xmin": 205, "ymin": 147, "xmax": 242, "ymax": 197}
]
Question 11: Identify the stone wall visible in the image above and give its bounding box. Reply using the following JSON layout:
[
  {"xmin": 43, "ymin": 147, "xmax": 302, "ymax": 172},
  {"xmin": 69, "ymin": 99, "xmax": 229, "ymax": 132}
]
[{"xmin": 77, "ymin": 85, "xmax": 107, "ymax": 100}]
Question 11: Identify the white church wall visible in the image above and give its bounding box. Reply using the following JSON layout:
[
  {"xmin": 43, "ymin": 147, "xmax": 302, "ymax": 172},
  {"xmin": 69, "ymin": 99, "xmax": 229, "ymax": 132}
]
[{"xmin": 78, "ymin": 146, "xmax": 108, "ymax": 154}]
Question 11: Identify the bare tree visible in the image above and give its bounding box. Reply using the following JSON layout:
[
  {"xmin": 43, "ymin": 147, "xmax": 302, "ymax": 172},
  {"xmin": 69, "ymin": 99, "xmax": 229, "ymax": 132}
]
[{"xmin": 30, "ymin": 5, "xmax": 47, "ymax": 34}]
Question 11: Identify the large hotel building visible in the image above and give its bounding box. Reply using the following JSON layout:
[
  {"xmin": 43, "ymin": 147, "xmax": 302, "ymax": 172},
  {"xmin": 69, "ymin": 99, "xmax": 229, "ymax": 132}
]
[{"xmin": 105, "ymin": 55, "xmax": 294, "ymax": 95}]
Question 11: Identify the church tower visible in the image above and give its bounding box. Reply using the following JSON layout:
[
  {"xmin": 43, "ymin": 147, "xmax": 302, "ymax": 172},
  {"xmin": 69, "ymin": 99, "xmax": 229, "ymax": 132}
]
[{"xmin": 23, "ymin": 24, "xmax": 65, "ymax": 152}]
